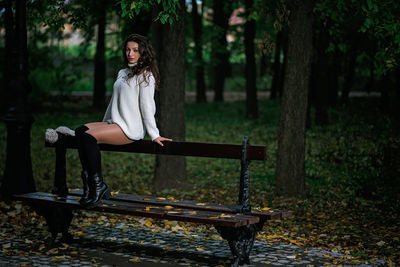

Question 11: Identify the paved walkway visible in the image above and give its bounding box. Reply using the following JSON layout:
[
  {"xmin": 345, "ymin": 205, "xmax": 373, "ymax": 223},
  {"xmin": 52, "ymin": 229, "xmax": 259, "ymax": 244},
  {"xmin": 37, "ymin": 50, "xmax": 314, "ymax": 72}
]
[{"xmin": 0, "ymin": 213, "xmax": 386, "ymax": 267}]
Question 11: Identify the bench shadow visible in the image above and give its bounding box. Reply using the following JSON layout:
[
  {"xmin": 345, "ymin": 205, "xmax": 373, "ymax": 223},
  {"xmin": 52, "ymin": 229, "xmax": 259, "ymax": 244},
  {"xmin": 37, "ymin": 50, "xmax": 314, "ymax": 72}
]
[{"xmin": 71, "ymin": 236, "xmax": 231, "ymax": 265}]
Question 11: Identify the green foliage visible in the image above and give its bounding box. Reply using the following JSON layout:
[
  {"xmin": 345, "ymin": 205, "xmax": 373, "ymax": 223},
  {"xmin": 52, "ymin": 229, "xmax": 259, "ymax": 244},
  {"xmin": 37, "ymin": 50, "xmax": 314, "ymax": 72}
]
[
  {"xmin": 315, "ymin": 0, "xmax": 400, "ymax": 75},
  {"xmin": 121, "ymin": 0, "xmax": 181, "ymax": 24}
]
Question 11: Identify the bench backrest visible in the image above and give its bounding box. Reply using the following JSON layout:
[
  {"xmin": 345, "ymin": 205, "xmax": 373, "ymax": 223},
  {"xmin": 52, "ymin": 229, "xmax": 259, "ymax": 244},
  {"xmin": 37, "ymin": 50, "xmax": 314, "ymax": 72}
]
[{"xmin": 46, "ymin": 137, "xmax": 267, "ymax": 160}]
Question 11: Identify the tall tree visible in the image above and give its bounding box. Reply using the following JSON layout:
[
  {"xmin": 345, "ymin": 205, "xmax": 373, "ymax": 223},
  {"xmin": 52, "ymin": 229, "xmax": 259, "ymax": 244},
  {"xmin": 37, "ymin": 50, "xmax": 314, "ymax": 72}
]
[
  {"xmin": 1, "ymin": 0, "xmax": 35, "ymax": 199},
  {"xmin": 275, "ymin": 0, "xmax": 313, "ymax": 198},
  {"xmin": 191, "ymin": 0, "xmax": 207, "ymax": 103},
  {"xmin": 270, "ymin": 30, "xmax": 283, "ymax": 99},
  {"xmin": 92, "ymin": 0, "xmax": 107, "ymax": 109},
  {"xmin": 211, "ymin": 0, "xmax": 232, "ymax": 102},
  {"xmin": 1, "ymin": 0, "xmax": 14, "ymax": 113},
  {"xmin": 244, "ymin": 0, "xmax": 257, "ymax": 118},
  {"xmin": 153, "ymin": 0, "xmax": 187, "ymax": 190}
]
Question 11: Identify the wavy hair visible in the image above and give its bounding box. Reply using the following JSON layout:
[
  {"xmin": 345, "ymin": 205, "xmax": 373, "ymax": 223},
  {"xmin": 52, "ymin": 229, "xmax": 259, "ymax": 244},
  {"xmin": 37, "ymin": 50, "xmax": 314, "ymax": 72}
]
[{"xmin": 123, "ymin": 34, "xmax": 160, "ymax": 89}]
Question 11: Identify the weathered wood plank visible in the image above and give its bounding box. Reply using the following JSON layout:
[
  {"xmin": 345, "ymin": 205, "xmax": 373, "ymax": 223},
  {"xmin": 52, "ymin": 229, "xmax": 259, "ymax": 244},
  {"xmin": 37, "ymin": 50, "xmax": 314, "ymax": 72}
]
[
  {"xmin": 68, "ymin": 190, "xmax": 290, "ymax": 221},
  {"xmin": 45, "ymin": 138, "xmax": 267, "ymax": 160},
  {"xmin": 15, "ymin": 192, "xmax": 260, "ymax": 227}
]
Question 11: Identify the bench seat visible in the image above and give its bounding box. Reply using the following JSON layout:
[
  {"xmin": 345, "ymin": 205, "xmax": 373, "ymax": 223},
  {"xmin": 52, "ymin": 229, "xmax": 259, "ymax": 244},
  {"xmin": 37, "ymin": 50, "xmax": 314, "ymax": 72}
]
[
  {"xmin": 15, "ymin": 192, "xmax": 262, "ymax": 227},
  {"xmin": 67, "ymin": 190, "xmax": 293, "ymax": 220}
]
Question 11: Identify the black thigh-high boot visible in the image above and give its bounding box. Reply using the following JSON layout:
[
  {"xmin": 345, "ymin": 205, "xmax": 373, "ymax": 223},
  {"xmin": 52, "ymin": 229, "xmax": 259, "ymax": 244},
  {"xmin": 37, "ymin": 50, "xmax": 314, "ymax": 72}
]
[
  {"xmin": 80, "ymin": 132, "xmax": 111, "ymax": 208},
  {"xmin": 75, "ymin": 125, "xmax": 90, "ymax": 205}
]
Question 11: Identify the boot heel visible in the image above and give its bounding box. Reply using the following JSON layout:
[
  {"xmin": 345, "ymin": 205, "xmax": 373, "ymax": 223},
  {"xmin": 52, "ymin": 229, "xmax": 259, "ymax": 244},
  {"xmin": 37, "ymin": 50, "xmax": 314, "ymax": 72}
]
[{"xmin": 103, "ymin": 188, "xmax": 111, "ymax": 200}]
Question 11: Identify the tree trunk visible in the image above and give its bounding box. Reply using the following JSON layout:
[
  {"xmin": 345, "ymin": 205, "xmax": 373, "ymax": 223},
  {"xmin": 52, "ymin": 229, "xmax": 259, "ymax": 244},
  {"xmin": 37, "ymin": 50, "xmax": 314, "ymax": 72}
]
[
  {"xmin": 1, "ymin": 0, "xmax": 14, "ymax": 113},
  {"xmin": 93, "ymin": 0, "xmax": 107, "ymax": 109},
  {"xmin": 275, "ymin": 0, "xmax": 313, "ymax": 198},
  {"xmin": 313, "ymin": 22, "xmax": 330, "ymax": 125},
  {"xmin": 278, "ymin": 31, "xmax": 288, "ymax": 97},
  {"xmin": 244, "ymin": 0, "xmax": 258, "ymax": 118},
  {"xmin": 153, "ymin": 0, "xmax": 187, "ymax": 191},
  {"xmin": 1, "ymin": 0, "xmax": 35, "ymax": 200},
  {"xmin": 192, "ymin": 0, "xmax": 206, "ymax": 103},
  {"xmin": 340, "ymin": 43, "xmax": 358, "ymax": 104},
  {"xmin": 211, "ymin": 0, "xmax": 232, "ymax": 102},
  {"xmin": 121, "ymin": 10, "xmax": 151, "ymax": 38},
  {"xmin": 270, "ymin": 30, "xmax": 283, "ymax": 99}
]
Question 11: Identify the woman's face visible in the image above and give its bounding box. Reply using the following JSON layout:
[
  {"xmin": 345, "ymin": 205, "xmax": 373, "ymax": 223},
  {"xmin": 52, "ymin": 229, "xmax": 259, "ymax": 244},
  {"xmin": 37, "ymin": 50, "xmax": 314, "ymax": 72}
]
[{"xmin": 125, "ymin": 41, "xmax": 140, "ymax": 64}]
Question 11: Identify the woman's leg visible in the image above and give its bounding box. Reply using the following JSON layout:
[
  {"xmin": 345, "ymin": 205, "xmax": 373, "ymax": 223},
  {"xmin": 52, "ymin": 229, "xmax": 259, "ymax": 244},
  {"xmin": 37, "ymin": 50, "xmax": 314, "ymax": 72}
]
[
  {"xmin": 74, "ymin": 125, "xmax": 90, "ymax": 204},
  {"xmin": 78, "ymin": 122, "xmax": 132, "ymax": 208},
  {"xmin": 84, "ymin": 122, "xmax": 133, "ymax": 145}
]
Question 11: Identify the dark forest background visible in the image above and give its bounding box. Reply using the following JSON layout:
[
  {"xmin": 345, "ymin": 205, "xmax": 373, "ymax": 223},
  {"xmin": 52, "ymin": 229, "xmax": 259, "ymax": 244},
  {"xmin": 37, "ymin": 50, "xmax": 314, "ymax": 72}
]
[{"xmin": 0, "ymin": 0, "xmax": 399, "ymax": 264}]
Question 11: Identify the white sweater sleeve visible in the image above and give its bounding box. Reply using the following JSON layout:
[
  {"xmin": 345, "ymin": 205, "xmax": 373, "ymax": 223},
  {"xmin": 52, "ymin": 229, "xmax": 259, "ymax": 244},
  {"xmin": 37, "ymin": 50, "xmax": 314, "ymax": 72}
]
[{"xmin": 139, "ymin": 74, "xmax": 160, "ymax": 141}]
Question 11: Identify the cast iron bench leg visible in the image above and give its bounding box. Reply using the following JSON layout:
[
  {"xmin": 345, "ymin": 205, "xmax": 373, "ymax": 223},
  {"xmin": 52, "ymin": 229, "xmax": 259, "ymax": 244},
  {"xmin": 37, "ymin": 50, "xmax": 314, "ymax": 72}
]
[
  {"xmin": 216, "ymin": 224, "xmax": 257, "ymax": 267},
  {"xmin": 39, "ymin": 141, "xmax": 73, "ymax": 245},
  {"xmin": 34, "ymin": 203, "xmax": 73, "ymax": 246}
]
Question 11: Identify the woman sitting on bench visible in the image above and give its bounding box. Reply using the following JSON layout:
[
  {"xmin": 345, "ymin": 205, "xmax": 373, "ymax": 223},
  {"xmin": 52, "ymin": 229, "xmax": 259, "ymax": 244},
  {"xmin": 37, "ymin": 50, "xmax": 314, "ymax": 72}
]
[{"xmin": 74, "ymin": 34, "xmax": 172, "ymax": 209}]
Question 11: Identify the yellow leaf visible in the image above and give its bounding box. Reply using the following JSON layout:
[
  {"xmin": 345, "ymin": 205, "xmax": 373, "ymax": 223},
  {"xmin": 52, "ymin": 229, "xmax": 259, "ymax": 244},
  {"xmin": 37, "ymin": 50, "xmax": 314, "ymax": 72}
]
[
  {"xmin": 209, "ymin": 216, "xmax": 219, "ymax": 219},
  {"xmin": 74, "ymin": 231, "xmax": 85, "ymax": 236},
  {"xmin": 167, "ymin": 196, "xmax": 175, "ymax": 200},
  {"xmin": 262, "ymin": 207, "xmax": 270, "ymax": 211},
  {"xmin": 164, "ymin": 205, "xmax": 174, "ymax": 209},
  {"xmin": 129, "ymin": 257, "xmax": 140, "ymax": 262},
  {"xmin": 109, "ymin": 218, "xmax": 117, "ymax": 223},
  {"xmin": 145, "ymin": 207, "xmax": 151, "ymax": 211},
  {"xmin": 158, "ymin": 197, "xmax": 166, "ymax": 200},
  {"xmin": 144, "ymin": 220, "xmax": 152, "ymax": 227},
  {"xmin": 220, "ymin": 214, "xmax": 232, "ymax": 218},
  {"xmin": 70, "ymin": 251, "xmax": 78, "ymax": 255},
  {"xmin": 143, "ymin": 198, "xmax": 150, "ymax": 200},
  {"xmin": 187, "ymin": 211, "xmax": 197, "ymax": 215},
  {"xmin": 196, "ymin": 203, "xmax": 206, "ymax": 206}
]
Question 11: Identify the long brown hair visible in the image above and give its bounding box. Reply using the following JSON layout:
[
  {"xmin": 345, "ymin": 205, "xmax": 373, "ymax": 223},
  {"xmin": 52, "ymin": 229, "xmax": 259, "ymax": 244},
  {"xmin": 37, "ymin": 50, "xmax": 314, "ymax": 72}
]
[{"xmin": 123, "ymin": 34, "xmax": 160, "ymax": 89}]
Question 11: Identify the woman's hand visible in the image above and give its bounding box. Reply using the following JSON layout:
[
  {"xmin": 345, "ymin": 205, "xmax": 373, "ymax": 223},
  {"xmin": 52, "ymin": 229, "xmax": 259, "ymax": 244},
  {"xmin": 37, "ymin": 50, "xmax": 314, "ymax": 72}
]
[{"xmin": 153, "ymin": 136, "xmax": 173, "ymax": 146}]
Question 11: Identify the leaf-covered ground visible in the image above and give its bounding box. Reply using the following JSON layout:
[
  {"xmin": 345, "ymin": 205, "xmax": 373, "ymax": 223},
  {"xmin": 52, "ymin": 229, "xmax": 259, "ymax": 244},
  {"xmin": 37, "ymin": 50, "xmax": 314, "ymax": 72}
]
[{"xmin": 0, "ymin": 97, "xmax": 399, "ymax": 266}]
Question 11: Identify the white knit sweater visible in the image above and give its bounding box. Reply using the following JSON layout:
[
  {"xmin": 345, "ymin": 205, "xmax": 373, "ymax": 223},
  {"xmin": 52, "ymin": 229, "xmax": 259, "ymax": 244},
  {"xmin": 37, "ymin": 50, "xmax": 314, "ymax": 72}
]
[{"xmin": 102, "ymin": 68, "xmax": 160, "ymax": 141}]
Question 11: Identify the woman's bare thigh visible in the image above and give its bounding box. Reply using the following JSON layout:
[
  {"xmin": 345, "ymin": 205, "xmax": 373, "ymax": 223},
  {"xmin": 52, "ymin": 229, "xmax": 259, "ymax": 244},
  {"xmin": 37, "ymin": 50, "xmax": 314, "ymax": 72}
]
[
  {"xmin": 85, "ymin": 122, "xmax": 109, "ymax": 130},
  {"xmin": 85, "ymin": 123, "xmax": 133, "ymax": 145}
]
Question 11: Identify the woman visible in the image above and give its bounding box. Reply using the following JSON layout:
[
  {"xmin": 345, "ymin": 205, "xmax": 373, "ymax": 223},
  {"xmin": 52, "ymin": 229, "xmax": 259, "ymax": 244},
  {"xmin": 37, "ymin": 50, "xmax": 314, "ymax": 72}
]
[{"xmin": 75, "ymin": 34, "xmax": 172, "ymax": 208}]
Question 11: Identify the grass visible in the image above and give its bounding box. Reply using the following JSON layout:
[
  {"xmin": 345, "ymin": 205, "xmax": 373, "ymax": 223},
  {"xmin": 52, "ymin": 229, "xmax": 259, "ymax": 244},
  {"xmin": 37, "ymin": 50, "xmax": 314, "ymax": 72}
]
[
  {"xmin": 0, "ymin": 98, "xmax": 397, "ymax": 204},
  {"xmin": 0, "ymin": 97, "xmax": 399, "ymax": 264}
]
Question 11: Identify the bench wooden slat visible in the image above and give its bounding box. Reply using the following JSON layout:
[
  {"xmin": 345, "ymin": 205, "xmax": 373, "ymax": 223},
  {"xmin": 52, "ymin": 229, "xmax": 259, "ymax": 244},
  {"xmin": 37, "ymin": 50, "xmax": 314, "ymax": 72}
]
[
  {"xmin": 68, "ymin": 190, "xmax": 290, "ymax": 221},
  {"xmin": 46, "ymin": 138, "xmax": 267, "ymax": 160},
  {"xmin": 15, "ymin": 192, "xmax": 260, "ymax": 227}
]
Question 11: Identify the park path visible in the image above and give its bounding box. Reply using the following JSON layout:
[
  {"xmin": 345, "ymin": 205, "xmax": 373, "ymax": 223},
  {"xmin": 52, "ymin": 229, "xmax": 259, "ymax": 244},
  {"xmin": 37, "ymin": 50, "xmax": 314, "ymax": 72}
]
[{"xmin": 0, "ymin": 215, "xmax": 385, "ymax": 266}]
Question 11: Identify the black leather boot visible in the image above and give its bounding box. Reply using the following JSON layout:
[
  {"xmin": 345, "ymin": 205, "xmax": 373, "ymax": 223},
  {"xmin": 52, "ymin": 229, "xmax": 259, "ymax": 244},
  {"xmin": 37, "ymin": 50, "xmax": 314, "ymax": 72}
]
[
  {"xmin": 75, "ymin": 125, "xmax": 90, "ymax": 206},
  {"xmin": 85, "ymin": 173, "xmax": 111, "ymax": 208},
  {"xmin": 79, "ymin": 170, "xmax": 90, "ymax": 205}
]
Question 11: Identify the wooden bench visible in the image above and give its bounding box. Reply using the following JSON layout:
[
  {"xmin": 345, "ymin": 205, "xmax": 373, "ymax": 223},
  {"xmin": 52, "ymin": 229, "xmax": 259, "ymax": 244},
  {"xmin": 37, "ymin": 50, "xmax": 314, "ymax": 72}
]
[{"xmin": 15, "ymin": 136, "xmax": 292, "ymax": 266}]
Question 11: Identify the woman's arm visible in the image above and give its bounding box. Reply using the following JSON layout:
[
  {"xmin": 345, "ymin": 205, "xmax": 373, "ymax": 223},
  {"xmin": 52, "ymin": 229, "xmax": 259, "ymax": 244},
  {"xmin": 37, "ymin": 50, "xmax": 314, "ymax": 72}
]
[
  {"xmin": 139, "ymin": 74, "xmax": 161, "ymax": 141},
  {"xmin": 139, "ymin": 74, "xmax": 172, "ymax": 146}
]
